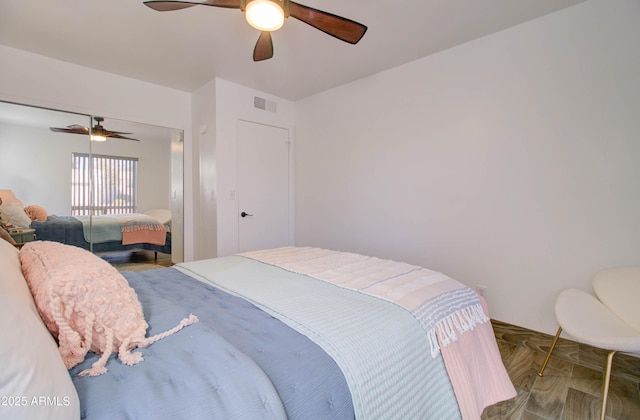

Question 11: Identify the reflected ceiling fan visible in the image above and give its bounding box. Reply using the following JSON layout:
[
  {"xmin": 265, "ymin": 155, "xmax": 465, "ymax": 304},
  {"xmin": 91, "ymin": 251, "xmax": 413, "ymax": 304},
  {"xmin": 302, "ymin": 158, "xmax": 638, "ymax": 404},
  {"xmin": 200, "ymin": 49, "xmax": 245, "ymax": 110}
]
[
  {"xmin": 143, "ymin": 0, "xmax": 367, "ymax": 61},
  {"xmin": 50, "ymin": 117, "xmax": 139, "ymax": 142}
]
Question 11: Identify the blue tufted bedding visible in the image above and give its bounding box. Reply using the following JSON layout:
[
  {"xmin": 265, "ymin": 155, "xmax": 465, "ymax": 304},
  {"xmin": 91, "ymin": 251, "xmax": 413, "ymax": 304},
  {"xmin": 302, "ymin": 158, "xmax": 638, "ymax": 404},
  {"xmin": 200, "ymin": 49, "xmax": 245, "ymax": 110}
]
[
  {"xmin": 71, "ymin": 266, "xmax": 354, "ymax": 419},
  {"xmin": 30, "ymin": 215, "xmax": 171, "ymax": 255}
]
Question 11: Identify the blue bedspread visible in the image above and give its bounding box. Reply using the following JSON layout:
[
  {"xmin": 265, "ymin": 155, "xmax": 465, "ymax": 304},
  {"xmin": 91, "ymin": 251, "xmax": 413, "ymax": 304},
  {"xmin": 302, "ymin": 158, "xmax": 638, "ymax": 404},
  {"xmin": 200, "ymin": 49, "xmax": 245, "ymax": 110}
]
[{"xmin": 70, "ymin": 267, "xmax": 353, "ymax": 420}]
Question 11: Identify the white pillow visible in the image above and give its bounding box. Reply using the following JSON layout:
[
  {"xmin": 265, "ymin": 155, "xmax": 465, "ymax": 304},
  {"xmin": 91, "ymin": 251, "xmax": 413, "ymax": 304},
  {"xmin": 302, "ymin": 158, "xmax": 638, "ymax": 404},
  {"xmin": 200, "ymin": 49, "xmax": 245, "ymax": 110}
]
[
  {"xmin": 0, "ymin": 202, "xmax": 32, "ymax": 228},
  {"xmin": 0, "ymin": 239, "xmax": 80, "ymax": 420}
]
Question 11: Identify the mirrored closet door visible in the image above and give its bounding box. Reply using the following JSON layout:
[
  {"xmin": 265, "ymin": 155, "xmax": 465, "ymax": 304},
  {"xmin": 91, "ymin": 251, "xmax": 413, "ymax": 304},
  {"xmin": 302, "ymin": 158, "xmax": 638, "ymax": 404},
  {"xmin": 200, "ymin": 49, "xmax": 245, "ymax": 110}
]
[{"xmin": 0, "ymin": 100, "xmax": 184, "ymax": 264}]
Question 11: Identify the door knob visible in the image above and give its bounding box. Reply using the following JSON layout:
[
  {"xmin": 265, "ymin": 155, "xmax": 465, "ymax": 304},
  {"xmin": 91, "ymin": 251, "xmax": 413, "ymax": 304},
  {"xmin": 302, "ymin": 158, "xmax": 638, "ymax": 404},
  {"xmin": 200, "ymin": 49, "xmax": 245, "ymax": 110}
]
[{"xmin": 241, "ymin": 211, "xmax": 254, "ymax": 218}]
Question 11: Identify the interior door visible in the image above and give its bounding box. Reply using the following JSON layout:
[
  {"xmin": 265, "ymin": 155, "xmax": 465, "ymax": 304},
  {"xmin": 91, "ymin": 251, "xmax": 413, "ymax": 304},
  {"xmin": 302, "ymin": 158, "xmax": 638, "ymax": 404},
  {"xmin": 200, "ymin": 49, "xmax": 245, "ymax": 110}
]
[{"xmin": 237, "ymin": 120, "xmax": 290, "ymax": 253}]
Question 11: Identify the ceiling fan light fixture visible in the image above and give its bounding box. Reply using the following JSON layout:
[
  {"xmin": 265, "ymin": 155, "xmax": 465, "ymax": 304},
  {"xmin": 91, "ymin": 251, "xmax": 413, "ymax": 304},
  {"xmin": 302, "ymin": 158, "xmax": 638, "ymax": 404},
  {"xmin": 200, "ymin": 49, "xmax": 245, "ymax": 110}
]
[
  {"xmin": 245, "ymin": 0, "xmax": 284, "ymax": 32},
  {"xmin": 91, "ymin": 117, "xmax": 108, "ymax": 142}
]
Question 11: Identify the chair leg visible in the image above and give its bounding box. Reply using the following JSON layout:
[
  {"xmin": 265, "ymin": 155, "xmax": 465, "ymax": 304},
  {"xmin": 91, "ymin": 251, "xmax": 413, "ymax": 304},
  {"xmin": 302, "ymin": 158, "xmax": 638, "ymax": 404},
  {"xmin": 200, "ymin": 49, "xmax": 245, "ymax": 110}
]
[
  {"xmin": 538, "ymin": 327, "xmax": 562, "ymax": 377},
  {"xmin": 600, "ymin": 350, "xmax": 617, "ymax": 420}
]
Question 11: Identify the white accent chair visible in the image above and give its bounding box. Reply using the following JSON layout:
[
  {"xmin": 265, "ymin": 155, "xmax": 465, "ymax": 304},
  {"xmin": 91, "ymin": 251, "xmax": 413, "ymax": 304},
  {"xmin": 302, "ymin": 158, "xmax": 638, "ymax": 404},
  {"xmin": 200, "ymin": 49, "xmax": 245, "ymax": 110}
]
[{"xmin": 538, "ymin": 267, "xmax": 640, "ymax": 420}]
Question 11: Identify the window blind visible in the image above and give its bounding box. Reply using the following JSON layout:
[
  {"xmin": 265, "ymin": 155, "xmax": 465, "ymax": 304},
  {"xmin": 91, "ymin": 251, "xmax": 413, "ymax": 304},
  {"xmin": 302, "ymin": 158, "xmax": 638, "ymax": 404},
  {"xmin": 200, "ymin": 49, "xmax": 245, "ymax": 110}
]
[{"xmin": 71, "ymin": 153, "xmax": 138, "ymax": 215}]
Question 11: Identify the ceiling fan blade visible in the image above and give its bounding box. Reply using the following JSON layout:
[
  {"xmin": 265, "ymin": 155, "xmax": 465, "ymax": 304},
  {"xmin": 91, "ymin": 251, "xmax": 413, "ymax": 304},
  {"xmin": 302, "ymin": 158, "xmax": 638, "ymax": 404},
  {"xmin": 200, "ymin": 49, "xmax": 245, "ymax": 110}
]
[
  {"xmin": 108, "ymin": 134, "xmax": 140, "ymax": 141},
  {"xmin": 143, "ymin": 0, "xmax": 240, "ymax": 12},
  {"xmin": 253, "ymin": 31, "xmax": 274, "ymax": 62},
  {"xmin": 49, "ymin": 125, "xmax": 89, "ymax": 135},
  {"xmin": 289, "ymin": 1, "xmax": 367, "ymax": 44},
  {"xmin": 104, "ymin": 130, "xmax": 134, "ymax": 136},
  {"xmin": 50, "ymin": 124, "xmax": 138, "ymax": 140}
]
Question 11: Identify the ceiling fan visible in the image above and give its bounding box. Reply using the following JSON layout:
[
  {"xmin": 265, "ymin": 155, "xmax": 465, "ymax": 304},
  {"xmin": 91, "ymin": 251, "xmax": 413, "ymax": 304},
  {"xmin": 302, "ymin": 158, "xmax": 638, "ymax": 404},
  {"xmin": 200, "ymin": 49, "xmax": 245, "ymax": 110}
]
[
  {"xmin": 143, "ymin": 0, "xmax": 368, "ymax": 61},
  {"xmin": 50, "ymin": 117, "xmax": 139, "ymax": 142}
]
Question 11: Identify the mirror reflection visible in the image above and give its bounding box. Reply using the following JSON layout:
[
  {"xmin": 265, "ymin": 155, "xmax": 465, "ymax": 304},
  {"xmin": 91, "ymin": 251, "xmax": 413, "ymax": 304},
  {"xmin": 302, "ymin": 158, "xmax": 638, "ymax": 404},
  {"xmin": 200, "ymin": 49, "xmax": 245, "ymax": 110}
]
[{"xmin": 0, "ymin": 101, "xmax": 184, "ymax": 264}]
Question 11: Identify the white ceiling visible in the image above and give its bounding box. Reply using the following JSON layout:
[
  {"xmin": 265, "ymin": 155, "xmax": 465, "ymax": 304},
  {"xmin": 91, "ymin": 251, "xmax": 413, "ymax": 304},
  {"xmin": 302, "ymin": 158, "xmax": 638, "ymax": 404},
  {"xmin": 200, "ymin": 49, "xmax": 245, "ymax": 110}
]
[{"xmin": 0, "ymin": 0, "xmax": 584, "ymax": 101}]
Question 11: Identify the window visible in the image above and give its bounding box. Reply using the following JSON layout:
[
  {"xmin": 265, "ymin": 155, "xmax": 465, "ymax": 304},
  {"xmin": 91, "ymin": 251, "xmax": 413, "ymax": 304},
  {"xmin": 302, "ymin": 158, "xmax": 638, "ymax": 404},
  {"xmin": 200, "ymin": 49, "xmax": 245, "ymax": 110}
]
[{"xmin": 71, "ymin": 153, "xmax": 138, "ymax": 215}]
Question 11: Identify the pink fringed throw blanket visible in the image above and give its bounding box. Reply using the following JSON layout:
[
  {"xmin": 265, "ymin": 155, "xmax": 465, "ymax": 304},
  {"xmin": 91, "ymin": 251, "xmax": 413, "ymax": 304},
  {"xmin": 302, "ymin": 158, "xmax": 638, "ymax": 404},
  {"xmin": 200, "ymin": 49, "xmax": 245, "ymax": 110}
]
[
  {"xmin": 240, "ymin": 247, "xmax": 516, "ymax": 419},
  {"xmin": 117, "ymin": 214, "xmax": 166, "ymax": 246}
]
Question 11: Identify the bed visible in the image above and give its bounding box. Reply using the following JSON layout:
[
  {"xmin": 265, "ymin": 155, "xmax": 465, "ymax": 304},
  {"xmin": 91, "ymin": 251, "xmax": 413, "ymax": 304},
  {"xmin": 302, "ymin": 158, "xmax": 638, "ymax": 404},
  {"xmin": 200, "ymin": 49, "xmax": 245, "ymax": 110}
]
[
  {"xmin": 0, "ymin": 189, "xmax": 171, "ymax": 255},
  {"xmin": 0, "ymin": 239, "xmax": 516, "ymax": 420},
  {"xmin": 30, "ymin": 214, "xmax": 171, "ymax": 255}
]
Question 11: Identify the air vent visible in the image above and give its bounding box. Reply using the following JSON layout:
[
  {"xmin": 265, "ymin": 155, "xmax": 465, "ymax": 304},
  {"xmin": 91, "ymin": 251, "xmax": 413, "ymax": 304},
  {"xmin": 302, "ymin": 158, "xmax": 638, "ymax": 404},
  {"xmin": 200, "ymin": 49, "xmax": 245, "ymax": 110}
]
[
  {"xmin": 254, "ymin": 96, "xmax": 266, "ymax": 110},
  {"xmin": 254, "ymin": 96, "xmax": 277, "ymax": 113}
]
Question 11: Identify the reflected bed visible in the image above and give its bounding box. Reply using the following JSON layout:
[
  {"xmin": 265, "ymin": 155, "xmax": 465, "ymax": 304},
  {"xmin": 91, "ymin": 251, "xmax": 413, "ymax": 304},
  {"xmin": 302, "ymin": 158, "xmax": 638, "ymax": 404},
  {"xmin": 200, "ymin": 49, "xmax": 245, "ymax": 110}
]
[{"xmin": 30, "ymin": 214, "xmax": 171, "ymax": 255}]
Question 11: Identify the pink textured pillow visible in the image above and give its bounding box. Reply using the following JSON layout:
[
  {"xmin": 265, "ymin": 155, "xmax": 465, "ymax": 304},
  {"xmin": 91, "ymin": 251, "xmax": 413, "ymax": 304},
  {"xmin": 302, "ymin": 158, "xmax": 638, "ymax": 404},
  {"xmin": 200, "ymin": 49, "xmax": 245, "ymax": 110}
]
[
  {"xmin": 24, "ymin": 204, "xmax": 48, "ymax": 222},
  {"xmin": 19, "ymin": 241, "xmax": 198, "ymax": 376}
]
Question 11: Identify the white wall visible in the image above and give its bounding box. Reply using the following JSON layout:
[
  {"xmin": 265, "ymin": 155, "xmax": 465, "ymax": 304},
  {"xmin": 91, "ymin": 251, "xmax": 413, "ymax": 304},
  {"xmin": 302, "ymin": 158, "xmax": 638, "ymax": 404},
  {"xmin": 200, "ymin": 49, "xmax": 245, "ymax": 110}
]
[
  {"xmin": 0, "ymin": 45, "xmax": 194, "ymax": 259},
  {"xmin": 0, "ymin": 123, "xmax": 88, "ymax": 215},
  {"xmin": 294, "ymin": 0, "xmax": 640, "ymax": 334},
  {"xmin": 3, "ymin": 0, "xmax": 637, "ymax": 335}
]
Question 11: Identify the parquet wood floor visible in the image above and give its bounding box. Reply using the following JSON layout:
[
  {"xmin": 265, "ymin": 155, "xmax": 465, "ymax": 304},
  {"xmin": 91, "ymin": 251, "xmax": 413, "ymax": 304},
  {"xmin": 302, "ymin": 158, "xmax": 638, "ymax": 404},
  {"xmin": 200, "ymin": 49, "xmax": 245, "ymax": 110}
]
[
  {"xmin": 101, "ymin": 250, "xmax": 172, "ymax": 271},
  {"xmin": 484, "ymin": 320, "xmax": 640, "ymax": 419}
]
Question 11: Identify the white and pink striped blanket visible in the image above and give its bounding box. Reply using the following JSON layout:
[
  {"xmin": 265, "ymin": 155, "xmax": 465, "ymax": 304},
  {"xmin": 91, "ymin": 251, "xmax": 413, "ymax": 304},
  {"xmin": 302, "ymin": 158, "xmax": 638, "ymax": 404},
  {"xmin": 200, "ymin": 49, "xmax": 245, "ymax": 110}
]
[{"xmin": 240, "ymin": 247, "xmax": 516, "ymax": 419}]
